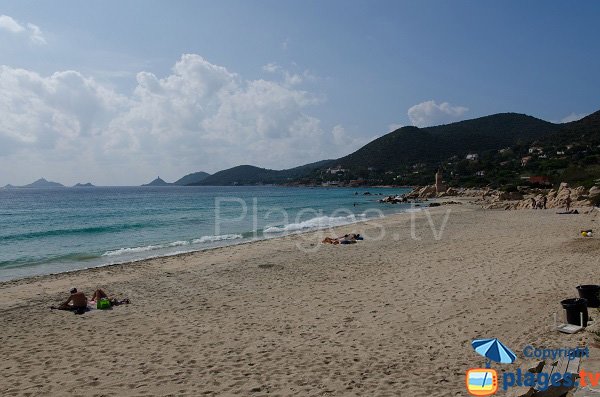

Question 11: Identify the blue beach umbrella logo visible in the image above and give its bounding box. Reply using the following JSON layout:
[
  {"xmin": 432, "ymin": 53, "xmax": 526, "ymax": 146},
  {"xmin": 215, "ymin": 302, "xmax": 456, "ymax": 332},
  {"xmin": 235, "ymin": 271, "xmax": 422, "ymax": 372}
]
[
  {"xmin": 467, "ymin": 338, "xmax": 515, "ymax": 396},
  {"xmin": 471, "ymin": 338, "xmax": 517, "ymax": 368}
]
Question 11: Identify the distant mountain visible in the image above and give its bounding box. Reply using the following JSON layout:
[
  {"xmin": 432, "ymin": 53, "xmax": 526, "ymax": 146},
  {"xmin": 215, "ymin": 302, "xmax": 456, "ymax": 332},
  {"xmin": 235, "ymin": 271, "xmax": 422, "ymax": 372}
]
[
  {"xmin": 2, "ymin": 184, "xmax": 16, "ymax": 189},
  {"xmin": 334, "ymin": 113, "xmax": 560, "ymax": 170},
  {"xmin": 173, "ymin": 171, "xmax": 210, "ymax": 186},
  {"xmin": 197, "ymin": 165, "xmax": 279, "ymax": 185},
  {"xmin": 23, "ymin": 178, "xmax": 65, "ymax": 188},
  {"xmin": 73, "ymin": 183, "xmax": 95, "ymax": 187},
  {"xmin": 194, "ymin": 160, "xmax": 333, "ymax": 186},
  {"xmin": 540, "ymin": 109, "xmax": 600, "ymax": 147},
  {"xmin": 201, "ymin": 109, "xmax": 600, "ymax": 187},
  {"xmin": 142, "ymin": 176, "xmax": 172, "ymax": 186}
]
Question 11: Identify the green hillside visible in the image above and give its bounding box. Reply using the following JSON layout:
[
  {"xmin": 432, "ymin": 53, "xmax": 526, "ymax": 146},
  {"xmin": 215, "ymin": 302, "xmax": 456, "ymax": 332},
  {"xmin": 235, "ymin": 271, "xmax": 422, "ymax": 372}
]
[
  {"xmin": 192, "ymin": 160, "xmax": 333, "ymax": 186},
  {"xmin": 335, "ymin": 113, "xmax": 560, "ymax": 170},
  {"xmin": 175, "ymin": 110, "xmax": 600, "ymax": 187},
  {"xmin": 355, "ymin": 110, "xmax": 600, "ymax": 188},
  {"xmin": 173, "ymin": 171, "xmax": 211, "ymax": 186}
]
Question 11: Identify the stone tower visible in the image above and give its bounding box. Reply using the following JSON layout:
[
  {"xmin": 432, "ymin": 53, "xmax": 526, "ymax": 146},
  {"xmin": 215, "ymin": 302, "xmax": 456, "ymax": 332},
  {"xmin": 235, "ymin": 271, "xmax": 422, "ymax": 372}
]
[{"xmin": 435, "ymin": 169, "xmax": 445, "ymax": 194}]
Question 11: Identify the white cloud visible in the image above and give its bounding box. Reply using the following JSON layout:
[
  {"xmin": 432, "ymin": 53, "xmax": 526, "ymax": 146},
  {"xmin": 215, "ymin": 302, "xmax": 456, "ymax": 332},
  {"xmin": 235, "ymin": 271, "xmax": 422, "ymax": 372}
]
[
  {"xmin": 0, "ymin": 54, "xmax": 364, "ymax": 185},
  {"xmin": 407, "ymin": 100, "xmax": 469, "ymax": 128},
  {"xmin": 261, "ymin": 62, "xmax": 317, "ymax": 87},
  {"xmin": 0, "ymin": 15, "xmax": 46, "ymax": 44},
  {"xmin": 0, "ymin": 15, "xmax": 25, "ymax": 33},
  {"xmin": 0, "ymin": 66, "xmax": 126, "ymax": 152},
  {"xmin": 559, "ymin": 112, "xmax": 586, "ymax": 123},
  {"xmin": 26, "ymin": 23, "xmax": 46, "ymax": 45},
  {"xmin": 262, "ymin": 63, "xmax": 281, "ymax": 73}
]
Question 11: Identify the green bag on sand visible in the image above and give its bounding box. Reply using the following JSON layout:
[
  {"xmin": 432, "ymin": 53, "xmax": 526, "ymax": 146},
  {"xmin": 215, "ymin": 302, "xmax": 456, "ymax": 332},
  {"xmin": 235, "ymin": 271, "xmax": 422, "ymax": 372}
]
[{"xmin": 97, "ymin": 298, "xmax": 111, "ymax": 310}]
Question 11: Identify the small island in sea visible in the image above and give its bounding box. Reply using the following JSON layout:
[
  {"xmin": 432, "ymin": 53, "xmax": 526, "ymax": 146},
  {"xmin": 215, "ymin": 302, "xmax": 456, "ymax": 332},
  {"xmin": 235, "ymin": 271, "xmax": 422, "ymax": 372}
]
[
  {"xmin": 14, "ymin": 178, "xmax": 65, "ymax": 188},
  {"xmin": 141, "ymin": 176, "xmax": 172, "ymax": 186}
]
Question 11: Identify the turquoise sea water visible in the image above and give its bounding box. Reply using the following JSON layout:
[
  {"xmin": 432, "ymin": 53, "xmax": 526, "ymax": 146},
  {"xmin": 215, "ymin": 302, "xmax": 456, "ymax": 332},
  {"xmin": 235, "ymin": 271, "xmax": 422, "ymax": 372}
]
[{"xmin": 0, "ymin": 186, "xmax": 411, "ymax": 281}]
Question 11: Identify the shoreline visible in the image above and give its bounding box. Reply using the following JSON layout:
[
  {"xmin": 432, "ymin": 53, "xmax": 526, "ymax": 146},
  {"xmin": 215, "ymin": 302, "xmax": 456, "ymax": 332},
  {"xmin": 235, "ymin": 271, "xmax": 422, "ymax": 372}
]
[
  {"xmin": 2, "ymin": 205, "xmax": 599, "ymax": 396},
  {"xmin": 0, "ymin": 206, "xmax": 432, "ymax": 306},
  {"xmin": 0, "ymin": 185, "xmax": 413, "ymax": 284},
  {"xmin": 0, "ymin": 205, "xmax": 419, "ymax": 286}
]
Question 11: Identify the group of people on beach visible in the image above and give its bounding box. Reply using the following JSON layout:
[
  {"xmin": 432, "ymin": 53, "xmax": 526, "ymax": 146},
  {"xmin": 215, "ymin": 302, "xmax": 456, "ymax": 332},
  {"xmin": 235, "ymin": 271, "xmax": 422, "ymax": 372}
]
[
  {"xmin": 52, "ymin": 287, "xmax": 129, "ymax": 314},
  {"xmin": 531, "ymin": 196, "xmax": 548, "ymax": 209},
  {"xmin": 530, "ymin": 194, "xmax": 574, "ymax": 211}
]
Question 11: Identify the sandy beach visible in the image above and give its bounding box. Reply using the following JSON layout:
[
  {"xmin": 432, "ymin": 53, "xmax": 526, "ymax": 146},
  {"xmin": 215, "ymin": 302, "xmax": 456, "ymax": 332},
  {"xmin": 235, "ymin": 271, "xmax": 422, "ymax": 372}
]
[{"xmin": 1, "ymin": 205, "xmax": 599, "ymax": 396}]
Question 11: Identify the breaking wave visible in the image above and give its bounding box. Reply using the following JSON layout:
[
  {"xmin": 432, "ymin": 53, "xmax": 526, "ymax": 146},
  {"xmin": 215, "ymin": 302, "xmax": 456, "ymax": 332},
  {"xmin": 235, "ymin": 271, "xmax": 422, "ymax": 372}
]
[
  {"xmin": 102, "ymin": 234, "xmax": 244, "ymax": 256},
  {"xmin": 263, "ymin": 214, "xmax": 368, "ymax": 234}
]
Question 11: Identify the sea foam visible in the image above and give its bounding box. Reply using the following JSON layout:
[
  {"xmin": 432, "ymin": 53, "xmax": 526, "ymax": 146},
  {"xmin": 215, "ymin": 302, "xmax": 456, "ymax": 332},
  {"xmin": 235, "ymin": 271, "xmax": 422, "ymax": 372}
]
[
  {"xmin": 263, "ymin": 214, "xmax": 367, "ymax": 234},
  {"xmin": 192, "ymin": 234, "xmax": 243, "ymax": 244},
  {"xmin": 102, "ymin": 234, "xmax": 244, "ymax": 256}
]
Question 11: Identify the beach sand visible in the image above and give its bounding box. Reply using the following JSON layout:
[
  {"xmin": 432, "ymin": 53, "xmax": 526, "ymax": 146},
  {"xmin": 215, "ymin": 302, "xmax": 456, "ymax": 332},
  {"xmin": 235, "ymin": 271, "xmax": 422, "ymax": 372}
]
[{"xmin": 1, "ymin": 205, "xmax": 599, "ymax": 396}]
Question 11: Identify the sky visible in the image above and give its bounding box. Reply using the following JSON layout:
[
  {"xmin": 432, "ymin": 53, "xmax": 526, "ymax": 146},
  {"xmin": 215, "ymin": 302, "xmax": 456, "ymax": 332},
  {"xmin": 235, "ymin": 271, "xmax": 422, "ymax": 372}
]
[{"xmin": 1, "ymin": 1, "xmax": 599, "ymax": 186}]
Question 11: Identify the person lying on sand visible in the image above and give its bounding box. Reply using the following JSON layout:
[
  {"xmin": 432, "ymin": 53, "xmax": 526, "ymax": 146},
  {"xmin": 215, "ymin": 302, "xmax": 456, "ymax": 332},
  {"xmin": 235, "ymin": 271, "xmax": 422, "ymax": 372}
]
[
  {"xmin": 89, "ymin": 288, "xmax": 130, "ymax": 306},
  {"xmin": 556, "ymin": 209, "xmax": 579, "ymax": 215},
  {"xmin": 90, "ymin": 288, "xmax": 109, "ymax": 302},
  {"xmin": 53, "ymin": 288, "xmax": 88, "ymax": 314},
  {"xmin": 322, "ymin": 233, "xmax": 363, "ymax": 245}
]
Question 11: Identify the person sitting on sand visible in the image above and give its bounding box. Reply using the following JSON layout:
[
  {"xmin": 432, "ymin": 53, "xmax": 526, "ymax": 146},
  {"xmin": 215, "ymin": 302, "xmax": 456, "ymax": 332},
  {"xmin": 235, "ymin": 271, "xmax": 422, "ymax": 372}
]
[{"xmin": 55, "ymin": 288, "xmax": 88, "ymax": 313}]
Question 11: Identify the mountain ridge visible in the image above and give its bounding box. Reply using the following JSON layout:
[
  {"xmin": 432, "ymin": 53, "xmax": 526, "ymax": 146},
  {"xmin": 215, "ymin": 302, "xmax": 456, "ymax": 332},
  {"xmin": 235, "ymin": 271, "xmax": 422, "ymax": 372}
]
[
  {"xmin": 173, "ymin": 171, "xmax": 211, "ymax": 186},
  {"xmin": 191, "ymin": 111, "xmax": 573, "ymax": 186},
  {"xmin": 334, "ymin": 113, "xmax": 560, "ymax": 170},
  {"xmin": 193, "ymin": 160, "xmax": 334, "ymax": 186}
]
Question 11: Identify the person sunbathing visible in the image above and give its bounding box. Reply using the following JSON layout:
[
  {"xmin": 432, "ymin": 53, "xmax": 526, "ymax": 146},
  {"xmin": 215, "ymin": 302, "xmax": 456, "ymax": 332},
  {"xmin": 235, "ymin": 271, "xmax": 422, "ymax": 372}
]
[
  {"xmin": 90, "ymin": 288, "xmax": 130, "ymax": 306},
  {"xmin": 90, "ymin": 288, "xmax": 109, "ymax": 302},
  {"xmin": 54, "ymin": 288, "xmax": 88, "ymax": 314},
  {"xmin": 322, "ymin": 233, "xmax": 363, "ymax": 244}
]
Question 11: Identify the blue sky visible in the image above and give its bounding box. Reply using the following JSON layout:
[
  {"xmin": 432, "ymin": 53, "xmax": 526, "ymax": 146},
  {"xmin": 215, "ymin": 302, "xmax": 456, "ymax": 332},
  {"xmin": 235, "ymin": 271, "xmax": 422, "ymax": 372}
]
[{"xmin": 1, "ymin": 1, "xmax": 599, "ymax": 185}]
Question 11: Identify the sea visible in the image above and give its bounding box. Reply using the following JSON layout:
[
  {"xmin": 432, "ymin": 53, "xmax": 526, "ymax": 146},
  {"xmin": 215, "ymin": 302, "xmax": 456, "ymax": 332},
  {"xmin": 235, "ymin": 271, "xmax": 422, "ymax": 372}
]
[{"xmin": 0, "ymin": 186, "xmax": 412, "ymax": 281}]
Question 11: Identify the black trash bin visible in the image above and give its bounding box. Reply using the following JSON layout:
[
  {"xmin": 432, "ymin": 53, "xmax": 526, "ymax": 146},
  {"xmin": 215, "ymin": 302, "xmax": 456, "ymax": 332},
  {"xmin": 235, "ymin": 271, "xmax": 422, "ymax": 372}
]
[
  {"xmin": 561, "ymin": 298, "xmax": 588, "ymax": 327},
  {"xmin": 577, "ymin": 285, "xmax": 600, "ymax": 308}
]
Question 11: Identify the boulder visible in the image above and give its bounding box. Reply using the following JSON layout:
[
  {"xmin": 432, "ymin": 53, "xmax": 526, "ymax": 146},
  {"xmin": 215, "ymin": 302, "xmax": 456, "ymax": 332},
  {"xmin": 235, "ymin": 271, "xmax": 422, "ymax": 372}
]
[
  {"xmin": 413, "ymin": 185, "xmax": 437, "ymax": 199},
  {"xmin": 445, "ymin": 187, "xmax": 458, "ymax": 196},
  {"xmin": 497, "ymin": 191, "xmax": 524, "ymax": 201},
  {"xmin": 589, "ymin": 186, "xmax": 600, "ymax": 206},
  {"xmin": 574, "ymin": 185, "xmax": 587, "ymax": 199}
]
